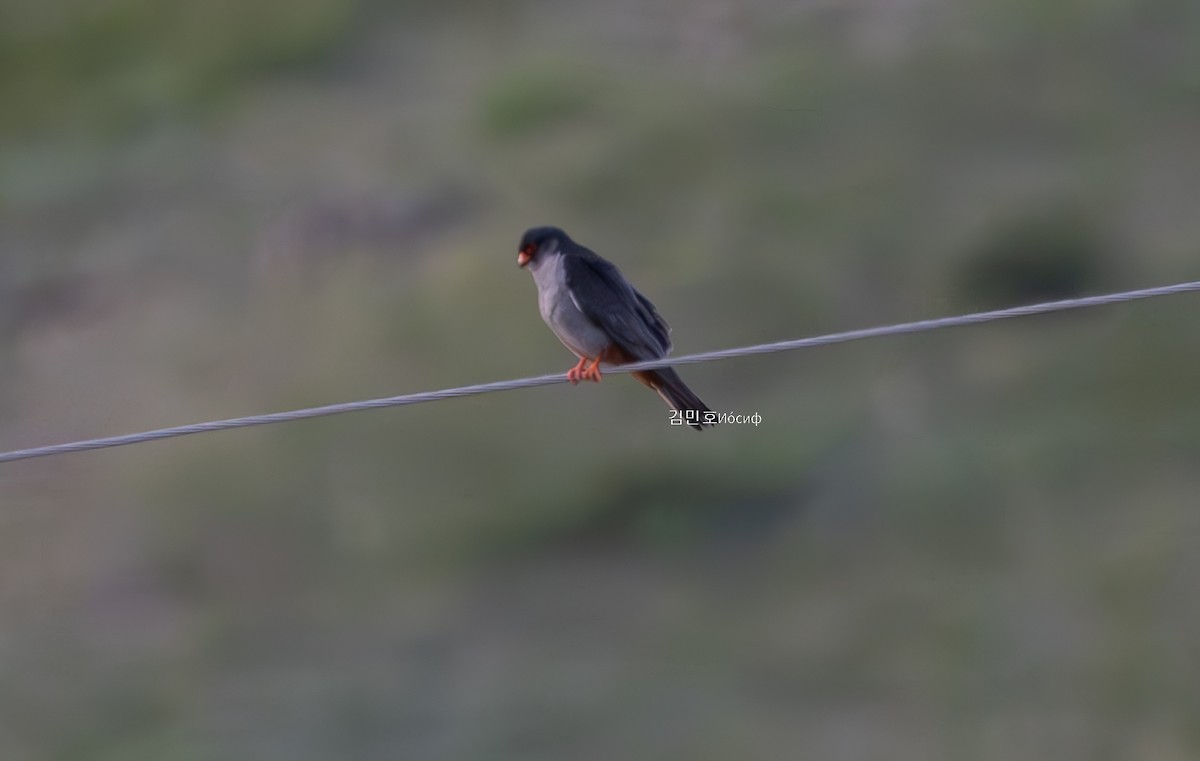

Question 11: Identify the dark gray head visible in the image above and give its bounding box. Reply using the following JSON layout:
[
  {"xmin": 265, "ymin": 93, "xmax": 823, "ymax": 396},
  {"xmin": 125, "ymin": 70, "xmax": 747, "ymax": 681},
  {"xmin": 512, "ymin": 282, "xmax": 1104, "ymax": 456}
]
[{"xmin": 517, "ymin": 225, "xmax": 573, "ymax": 268}]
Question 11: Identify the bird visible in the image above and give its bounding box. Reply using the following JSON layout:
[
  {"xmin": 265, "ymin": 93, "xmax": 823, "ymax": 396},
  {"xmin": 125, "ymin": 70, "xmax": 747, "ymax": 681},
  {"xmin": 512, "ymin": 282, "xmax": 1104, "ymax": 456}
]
[{"xmin": 517, "ymin": 225, "xmax": 713, "ymax": 430}]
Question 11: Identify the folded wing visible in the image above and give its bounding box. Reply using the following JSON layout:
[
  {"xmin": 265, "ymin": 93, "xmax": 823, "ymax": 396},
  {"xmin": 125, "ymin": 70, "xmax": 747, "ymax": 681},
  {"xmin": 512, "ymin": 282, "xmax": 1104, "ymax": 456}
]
[{"xmin": 563, "ymin": 250, "xmax": 673, "ymax": 361}]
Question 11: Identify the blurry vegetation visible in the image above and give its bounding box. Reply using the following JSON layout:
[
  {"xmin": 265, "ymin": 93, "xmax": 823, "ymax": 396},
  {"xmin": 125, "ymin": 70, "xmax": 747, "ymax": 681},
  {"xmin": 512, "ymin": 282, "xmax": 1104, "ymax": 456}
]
[
  {"xmin": 958, "ymin": 207, "xmax": 1114, "ymax": 307},
  {"xmin": 0, "ymin": 0, "xmax": 363, "ymax": 141},
  {"xmin": 480, "ymin": 65, "xmax": 605, "ymax": 139},
  {"xmin": 2, "ymin": 0, "xmax": 1200, "ymax": 759}
]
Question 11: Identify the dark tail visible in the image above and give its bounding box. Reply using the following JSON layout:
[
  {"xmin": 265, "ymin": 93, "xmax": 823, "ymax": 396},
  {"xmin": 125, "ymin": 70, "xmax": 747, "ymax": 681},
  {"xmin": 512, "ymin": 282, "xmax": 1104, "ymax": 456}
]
[{"xmin": 631, "ymin": 368, "xmax": 713, "ymax": 430}]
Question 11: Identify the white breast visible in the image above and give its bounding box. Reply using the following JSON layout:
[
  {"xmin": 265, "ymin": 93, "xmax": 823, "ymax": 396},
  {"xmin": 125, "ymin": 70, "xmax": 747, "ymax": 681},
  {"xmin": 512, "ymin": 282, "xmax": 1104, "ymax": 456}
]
[{"xmin": 528, "ymin": 251, "xmax": 612, "ymax": 359}]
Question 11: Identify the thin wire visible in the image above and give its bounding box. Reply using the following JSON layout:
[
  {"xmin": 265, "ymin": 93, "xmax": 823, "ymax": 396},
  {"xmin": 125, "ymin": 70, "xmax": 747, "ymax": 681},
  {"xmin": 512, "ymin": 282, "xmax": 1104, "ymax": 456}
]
[{"xmin": 2, "ymin": 279, "xmax": 1198, "ymax": 464}]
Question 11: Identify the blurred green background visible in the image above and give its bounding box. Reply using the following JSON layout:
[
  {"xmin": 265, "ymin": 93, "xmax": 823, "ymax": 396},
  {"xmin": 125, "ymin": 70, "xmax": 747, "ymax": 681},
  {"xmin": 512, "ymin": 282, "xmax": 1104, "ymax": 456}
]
[{"xmin": 2, "ymin": 0, "xmax": 1199, "ymax": 758}]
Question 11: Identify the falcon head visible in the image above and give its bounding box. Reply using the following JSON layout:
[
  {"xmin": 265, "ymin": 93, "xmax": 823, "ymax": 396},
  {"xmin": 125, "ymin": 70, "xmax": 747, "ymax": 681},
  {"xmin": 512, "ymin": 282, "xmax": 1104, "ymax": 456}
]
[{"xmin": 517, "ymin": 225, "xmax": 570, "ymax": 268}]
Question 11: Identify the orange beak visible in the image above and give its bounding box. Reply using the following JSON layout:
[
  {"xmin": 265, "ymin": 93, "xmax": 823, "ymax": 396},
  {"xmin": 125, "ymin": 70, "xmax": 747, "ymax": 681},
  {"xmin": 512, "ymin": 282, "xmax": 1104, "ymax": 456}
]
[{"xmin": 517, "ymin": 250, "xmax": 532, "ymax": 267}]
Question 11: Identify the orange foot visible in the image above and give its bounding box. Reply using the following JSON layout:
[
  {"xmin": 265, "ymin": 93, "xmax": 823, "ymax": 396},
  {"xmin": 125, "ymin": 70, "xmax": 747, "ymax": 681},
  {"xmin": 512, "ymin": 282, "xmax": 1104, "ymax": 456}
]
[
  {"xmin": 566, "ymin": 356, "xmax": 589, "ymax": 385},
  {"xmin": 580, "ymin": 357, "xmax": 603, "ymax": 383}
]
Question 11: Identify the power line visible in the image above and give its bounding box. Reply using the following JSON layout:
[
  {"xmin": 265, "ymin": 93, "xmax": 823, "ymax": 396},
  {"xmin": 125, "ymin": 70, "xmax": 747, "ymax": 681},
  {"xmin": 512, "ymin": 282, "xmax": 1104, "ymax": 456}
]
[{"xmin": 2, "ymin": 279, "xmax": 1198, "ymax": 464}]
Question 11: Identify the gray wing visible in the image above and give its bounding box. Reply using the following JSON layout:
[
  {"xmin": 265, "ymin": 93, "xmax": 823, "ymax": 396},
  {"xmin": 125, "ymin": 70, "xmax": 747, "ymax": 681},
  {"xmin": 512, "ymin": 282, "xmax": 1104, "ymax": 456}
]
[{"xmin": 563, "ymin": 251, "xmax": 673, "ymax": 360}]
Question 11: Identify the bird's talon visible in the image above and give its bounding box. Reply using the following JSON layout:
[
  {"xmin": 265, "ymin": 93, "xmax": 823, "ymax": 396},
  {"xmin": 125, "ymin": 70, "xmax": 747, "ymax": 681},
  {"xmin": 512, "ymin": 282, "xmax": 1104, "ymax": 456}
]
[
  {"xmin": 582, "ymin": 358, "xmax": 603, "ymax": 382},
  {"xmin": 566, "ymin": 357, "xmax": 589, "ymax": 384}
]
